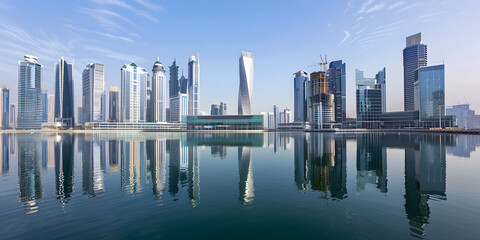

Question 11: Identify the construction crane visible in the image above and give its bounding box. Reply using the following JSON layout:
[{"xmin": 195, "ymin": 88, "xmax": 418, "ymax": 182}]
[{"xmin": 307, "ymin": 55, "xmax": 328, "ymax": 72}]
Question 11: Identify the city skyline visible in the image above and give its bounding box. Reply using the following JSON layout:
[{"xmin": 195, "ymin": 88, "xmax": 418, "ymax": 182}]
[{"xmin": 0, "ymin": 1, "xmax": 479, "ymax": 118}]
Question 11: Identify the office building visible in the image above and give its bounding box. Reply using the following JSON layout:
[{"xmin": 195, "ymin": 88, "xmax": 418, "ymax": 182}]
[
  {"xmin": 239, "ymin": 51, "xmax": 254, "ymax": 115},
  {"xmin": 268, "ymin": 112, "xmax": 274, "ymax": 129},
  {"xmin": 121, "ymin": 62, "xmax": 148, "ymax": 123},
  {"xmin": 47, "ymin": 94, "xmax": 54, "ymax": 122},
  {"xmin": 151, "ymin": 60, "xmax": 167, "ymax": 122},
  {"xmin": 309, "ymin": 70, "xmax": 335, "ymax": 129},
  {"xmin": 356, "ymin": 68, "xmax": 386, "ymax": 128},
  {"xmin": 109, "ymin": 86, "xmax": 119, "ymax": 122},
  {"xmin": 327, "ymin": 60, "xmax": 346, "ymax": 123},
  {"xmin": 169, "ymin": 60, "xmax": 179, "ymax": 100},
  {"xmin": 41, "ymin": 89, "xmax": 48, "ymax": 123},
  {"xmin": 1, "ymin": 87, "xmax": 9, "ymax": 128},
  {"xmin": 9, "ymin": 104, "xmax": 16, "ymax": 128},
  {"xmin": 188, "ymin": 56, "xmax": 200, "ymax": 116},
  {"xmin": 170, "ymin": 93, "xmax": 188, "ymax": 122},
  {"xmin": 54, "ymin": 57, "xmax": 75, "ymax": 128},
  {"xmin": 376, "ymin": 68, "xmax": 386, "ymax": 112},
  {"xmin": 415, "ymin": 64, "xmax": 446, "ymax": 127},
  {"xmin": 404, "ymin": 33, "xmax": 427, "ymax": 111},
  {"xmin": 284, "ymin": 108, "xmax": 291, "ymax": 123},
  {"xmin": 273, "ymin": 105, "xmax": 279, "ymax": 129},
  {"xmin": 446, "ymin": 104, "xmax": 475, "ymax": 129},
  {"xmin": 211, "ymin": 102, "xmax": 227, "ymax": 115},
  {"xmin": 17, "ymin": 55, "xmax": 42, "ymax": 129},
  {"xmin": 185, "ymin": 115, "xmax": 264, "ymax": 130},
  {"xmin": 77, "ymin": 107, "xmax": 83, "ymax": 125},
  {"xmin": 82, "ymin": 63, "xmax": 105, "ymax": 123},
  {"xmin": 293, "ymin": 70, "xmax": 309, "ymax": 122}
]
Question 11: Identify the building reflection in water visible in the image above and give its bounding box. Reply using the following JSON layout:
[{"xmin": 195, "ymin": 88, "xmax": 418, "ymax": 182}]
[
  {"xmin": 294, "ymin": 133, "xmax": 347, "ymax": 200},
  {"xmin": 446, "ymin": 135, "xmax": 480, "ymax": 158},
  {"xmin": 211, "ymin": 146, "xmax": 227, "ymax": 159},
  {"xmin": 55, "ymin": 134, "xmax": 75, "ymax": 204},
  {"xmin": 238, "ymin": 146, "xmax": 254, "ymax": 205},
  {"xmin": 82, "ymin": 139, "xmax": 106, "ymax": 197},
  {"xmin": 121, "ymin": 140, "xmax": 147, "ymax": 193},
  {"xmin": 167, "ymin": 139, "xmax": 181, "ymax": 196},
  {"xmin": 1, "ymin": 134, "xmax": 9, "ymax": 174},
  {"xmin": 404, "ymin": 135, "xmax": 451, "ymax": 239},
  {"xmin": 147, "ymin": 139, "xmax": 167, "ymax": 199},
  {"xmin": 356, "ymin": 134, "xmax": 387, "ymax": 193},
  {"xmin": 17, "ymin": 134, "xmax": 43, "ymax": 214},
  {"xmin": 187, "ymin": 145, "xmax": 200, "ymax": 207},
  {"xmin": 109, "ymin": 140, "xmax": 119, "ymax": 172}
]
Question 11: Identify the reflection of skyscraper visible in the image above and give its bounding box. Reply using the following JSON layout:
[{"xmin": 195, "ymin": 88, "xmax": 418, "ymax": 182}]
[
  {"xmin": 121, "ymin": 140, "xmax": 147, "ymax": 193},
  {"xmin": 404, "ymin": 135, "xmax": 447, "ymax": 239},
  {"xmin": 82, "ymin": 141, "xmax": 106, "ymax": 197},
  {"xmin": 17, "ymin": 134, "xmax": 43, "ymax": 213},
  {"xmin": 109, "ymin": 140, "xmax": 119, "ymax": 172},
  {"xmin": 187, "ymin": 146, "xmax": 200, "ymax": 207},
  {"xmin": 147, "ymin": 139, "xmax": 167, "ymax": 198},
  {"xmin": 238, "ymin": 146, "xmax": 254, "ymax": 205},
  {"xmin": 211, "ymin": 146, "xmax": 227, "ymax": 159},
  {"xmin": 55, "ymin": 134, "xmax": 75, "ymax": 203},
  {"xmin": 294, "ymin": 134, "xmax": 309, "ymax": 190},
  {"xmin": 356, "ymin": 134, "xmax": 387, "ymax": 193},
  {"xmin": 167, "ymin": 139, "xmax": 181, "ymax": 196},
  {"xmin": 1, "ymin": 134, "xmax": 10, "ymax": 174}
]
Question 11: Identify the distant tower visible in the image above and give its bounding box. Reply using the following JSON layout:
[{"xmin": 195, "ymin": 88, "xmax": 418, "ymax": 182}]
[
  {"xmin": 403, "ymin": 33, "xmax": 427, "ymax": 111},
  {"xmin": 109, "ymin": 86, "xmax": 119, "ymax": 122},
  {"xmin": 188, "ymin": 56, "xmax": 200, "ymax": 116},
  {"xmin": 54, "ymin": 57, "xmax": 75, "ymax": 128},
  {"xmin": 293, "ymin": 70, "xmax": 309, "ymax": 122},
  {"xmin": 82, "ymin": 63, "xmax": 105, "ymax": 123},
  {"xmin": 2, "ymin": 87, "xmax": 10, "ymax": 128},
  {"xmin": 17, "ymin": 55, "xmax": 42, "ymax": 129},
  {"xmin": 238, "ymin": 51, "xmax": 254, "ymax": 115},
  {"xmin": 152, "ymin": 60, "xmax": 167, "ymax": 122}
]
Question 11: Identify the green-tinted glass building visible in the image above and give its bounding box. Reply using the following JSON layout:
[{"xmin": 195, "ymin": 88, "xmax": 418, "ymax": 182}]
[{"xmin": 184, "ymin": 115, "xmax": 264, "ymax": 130}]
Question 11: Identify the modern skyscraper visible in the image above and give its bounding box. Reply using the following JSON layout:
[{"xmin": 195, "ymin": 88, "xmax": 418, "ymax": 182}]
[
  {"xmin": 327, "ymin": 60, "xmax": 346, "ymax": 123},
  {"xmin": 293, "ymin": 70, "xmax": 309, "ymax": 122},
  {"xmin": 309, "ymin": 70, "xmax": 334, "ymax": 129},
  {"xmin": 41, "ymin": 89, "xmax": 48, "ymax": 123},
  {"xmin": 356, "ymin": 68, "xmax": 386, "ymax": 128},
  {"xmin": 238, "ymin": 51, "xmax": 254, "ymax": 115},
  {"xmin": 415, "ymin": 64, "xmax": 445, "ymax": 124},
  {"xmin": 284, "ymin": 108, "xmax": 291, "ymax": 123},
  {"xmin": 188, "ymin": 56, "xmax": 200, "ymax": 116},
  {"xmin": 152, "ymin": 60, "xmax": 167, "ymax": 122},
  {"xmin": 9, "ymin": 103, "xmax": 16, "ymax": 128},
  {"xmin": 1, "ymin": 87, "xmax": 9, "ymax": 128},
  {"xmin": 121, "ymin": 62, "xmax": 148, "ymax": 123},
  {"xmin": 170, "ymin": 93, "xmax": 188, "ymax": 122},
  {"xmin": 273, "ymin": 105, "xmax": 279, "ymax": 129},
  {"xmin": 404, "ymin": 33, "xmax": 427, "ymax": 111},
  {"xmin": 54, "ymin": 57, "xmax": 75, "ymax": 128},
  {"xmin": 47, "ymin": 94, "xmax": 54, "ymax": 122},
  {"xmin": 109, "ymin": 86, "xmax": 119, "ymax": 122},
  {"xmin": 17, "ymin": 55, "xmax": 42, "ymax": 129},
  {"xmin": 82, "ymin": 63, "xmax": 105, "ymax": 123},
  {"xmin": 169, "ymin": 60, "xmax": 179, "ymax": 99},
  {"xmin": 376, "ymin": 68, "xmax": 387, "ymax": 112}
]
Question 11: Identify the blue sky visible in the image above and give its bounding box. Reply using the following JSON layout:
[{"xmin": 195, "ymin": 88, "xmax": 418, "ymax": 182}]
[{"xmin": 1, "ymin": 0, "xmax": 479, "ymax": 117}]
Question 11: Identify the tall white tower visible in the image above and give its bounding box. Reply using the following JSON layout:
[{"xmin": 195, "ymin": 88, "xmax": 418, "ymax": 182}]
[
  {"xmin": 188, "ymin": 56, "xmax": 200, "ymax": 116},
  {"xmin": 238, "ymin": 51, "xmax": 254, "ymax": 115},
  {"xmin": 152, "ymin": 61, "xmax": 167, "ymax": 122}
]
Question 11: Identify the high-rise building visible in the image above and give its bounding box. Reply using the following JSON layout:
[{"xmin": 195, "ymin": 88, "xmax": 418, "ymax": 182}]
[
  {"xmin": 18, "ymin": 55, "xmax": 42, "ymax": 129},
  {"xmin": 238, "ymin": 51, "xmax": 254, "ymax": 115},
  {"xmin": 376, "ymin": 68, "xmax": 387, "ymax": 112},
  {"xmin": 54, "ymin": 57, "xmax": 75, "ymax": 128},
  {"xmin": 268, "ymin": 112, "xmax": 274, "ymax": 129},
  {"xmin": 404, "ymin": 33, "xmax": 427, "ymax": 111},
  {"xmin": 82, "ymin": 63, "xmax": 105, "ymax": 123},
  {"xmin": 77, "ymin": 107, "xmax": 83, "ymax": 125},
  {"xmin": 273, "ymin": 105, "xmax": 279, "ymax": 129},
  {"xmin": 309, "ymin": 70, "xmax": 334, "ymax": 129},
  {"xmin": 327, "ymin": 60, "xmax": 346, "ymax": 123},
  {"xmin": 293, "ymin": 70, "xmax": 309, "ymax": 122},
  {"xmin": 284, "ymin": 108, "xmax": 291, "ymax": 123},
  {"xmin": 415, "ymin": 64, "xmax": 445, "ymax": 124},
  {"xmin": 170, "ymin": 93, "xmax": 188, "ymax": 122},
  {"xmin": 1, "ymin": 87, "xmax": 9, "ymax": 128},
  {"xmin": 47, "ymin": 94, "xmax": 54, "ymax": 123},
  {"xmin": 210, "ymin": 102, "xmax": 227, "ymax": 116},
  {"xmin": 169, "ymin": 60, "xmax": 179, "ymax": 99},
  {"xmin": 9, "ymin": 103, "xmax": 16, "ymax": 128},
  {"xmin": 152, "ymin": 61, "xmax": 167, "ymax": 122},
  {"xmin": 446, "ymin": 104, "xmax": 475, "ymax": 129},
  {"xmin": 121, "ymin": 62, "xmax": 148, "ymax": 123},
  {"xmin": 356, "ymin": 68, "xmax": 386, "ymax": 128},
  {"xmin": 188, "ymin": 56, "xmax": 200, "ymax": 116},
  {"xmin": 41, "ymin": 89, "xmax": 48, "ymax": 123},
  {"xmin": 109, "ymin": 86, "xmax": 119, "ymax": 122}
]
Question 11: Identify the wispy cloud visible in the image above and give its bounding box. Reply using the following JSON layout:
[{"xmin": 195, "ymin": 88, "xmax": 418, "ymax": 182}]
[
  {"xmin": 365, "ymin": 2, "xmax": 385, "ymax": 14},
  {"xmin": 339, "ymin": 30, "xmax": 351, "ymax": 45},
  {"xmin": 134, "ymin": 0, "xmax": 163, "ymax": 11},
  {"xmin": 395, "ymin": 2, "xmax": 422, "ymax": 14},
  {"xmin": 357, "ymin": 0, "xmax": 374, "ymax": 14},
  {"xmin": 417, "ymin": 11, "xmax": 445, "ymax": 22},
  {"xmin": 64, "ymin": 24, "xmax": 135, "ymax": 43},
  {"xmin": 388, "ymin": 2, "xmax": 404, "ymax": 10},
  {"xmin": 92, "ymin": 0, "xmax": 159, "ymax": 23},
  {"xmin": 78, "ymin": 8, "xmax": 135, "ymax": 32},
  {"xmin": 82, "ymin": 45, "xmax": 145, "ymax": 62}
]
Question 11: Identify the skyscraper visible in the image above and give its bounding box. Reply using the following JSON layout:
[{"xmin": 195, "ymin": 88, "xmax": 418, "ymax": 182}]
[
  {"xmin": 152, "ymin": 60, "xmax": 167, "ymax": 122},
  {"xmin": 47, "ymin": 94, "xmax": 54, "ymax": 122},
  {"xmin": 376, "ymin": 68, "xmax": 387, "ymax": 113},
  {"xmin": 273, "ymin": 105, "xmax": 279, "ymax": 129},
  {"xmin": 309, "ymin": 70, "xmax": 334, "ymax": 129},
  {"xmin": 238, "ymin": 51, "xmax": 254, "ymax": 115},
  {"xmin": 188, "ymin": 56, "xmax": 200, "ymax": 116},
  {"xmin": 41, "ymin": 89, "xmax": 48, "ymax": 123},
  {"xmin": 121, "ymin": 62, "xmax": 148, "ymax": 123},
  {"xmin": 169, "ymin": 60, "xmax": 179, "ymax": 100},
  {"xmin": 404, "ymin": 33, "xmax": 427, "ymax": 111},
  {"xmin": 415, "ymin": 64, "xmax": 445, "ymax": 124},
  {"xmin": 9, "ymin": 103, "xmax": 16, "ymax": 128},
  {"xmin": 109, "ymin": 86, "xmax": 119, "ymax": 122},
  {"xmin": 327, "ymin": 60, "xmax": 346, "ymax": 123},
  {"xmin": 54, "ymin": 57, "xmax": 75, "ymax": 128},
  {"xmin": 1, "ymin": 87, "xmax": 9, "ymax": 128},
  {"xmin": 17, "ymin": 55, "xmax": 42, "ymax": 129},
  {"xmin": 293, "ymin": 70, "xmax": 309, "ymax": 122},
  {"xmin": 356, "ymin": 68, "xmax": 386, "ymax": 128},
  {"xmin": 82, "ymin": 63, "xmax": 105, "ymax": 123},
  {"xmin": 170, "ymin": 93, "xmax": 188, "ymax": 122}
]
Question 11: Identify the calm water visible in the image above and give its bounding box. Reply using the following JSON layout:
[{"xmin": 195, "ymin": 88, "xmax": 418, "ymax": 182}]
[{"xmin": 0, "ymin": 132, "xmax": 479, "ymax": 239}]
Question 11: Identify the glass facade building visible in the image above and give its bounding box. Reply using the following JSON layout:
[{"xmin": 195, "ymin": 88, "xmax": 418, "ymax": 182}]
[
  {"xmin": 121, "ymin": 62, "xmax": 148, "ymax": 123},
  {"xmin": 54, "ymin": 57, "xmax": 75, "ymax": 128},
  {"xmin": 151, "ymin": 61, "xmax": 167, "ymax": 122},
  {"xmin": 109, "ymin": 86, "xmax": 119, "ymax": 122},
  {"xmin": 293, "ymin": 70, "xmax": 309, "ymax": 122},
  {"xmin": 188, "ymin": 56, "xmax": 200, "ymax": 116},
  {"xmin": 356, "ymin": 68, "xmax": 386, "ymax": 129},
  {"xmin": 2, "ymin": 88, "xmax": 10, "ymax": 128},
  {"xmin": 415, "ymin": 64, "xmax": 445, "ymax": 124},
  {"xmin": 41, "ymin": 89, "xmax": 48, "ymax": 123},
  {"xmin": 238, "ymin": 51, "xmax": 254, "ymax": 115},
  {"xmin": 184, "ymin": 115, "xmax": 264, "ymax": 130},
  {"xmin": 327, "ymin": 60, "xmax": 346, "ymax": 123},
  {"xmin": 82, "ymin": 63, "xmax": 105, "ymax": 123},
  {"xmin": 403, "ymin": 33, "xmax": 427, "ymax": 111},
  {"xmin": 17, "ymin": 55, "xmax": 43, "ymax": 129}
]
